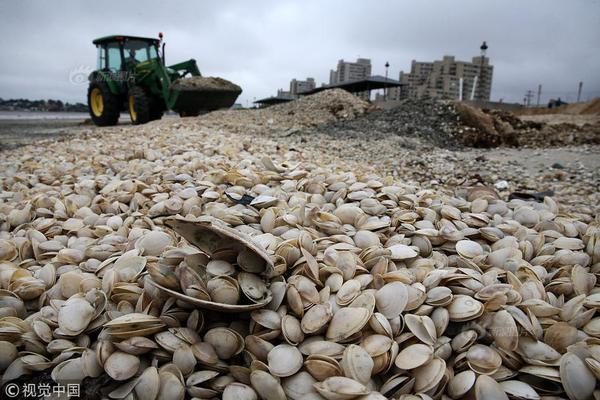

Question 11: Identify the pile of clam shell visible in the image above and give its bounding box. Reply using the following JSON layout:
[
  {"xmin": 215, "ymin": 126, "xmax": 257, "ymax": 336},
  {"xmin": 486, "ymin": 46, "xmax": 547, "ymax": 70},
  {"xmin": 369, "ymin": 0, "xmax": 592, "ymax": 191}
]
[{"xmin": 1, "ymin": 142, "xmax": 600, "ymax": 400}]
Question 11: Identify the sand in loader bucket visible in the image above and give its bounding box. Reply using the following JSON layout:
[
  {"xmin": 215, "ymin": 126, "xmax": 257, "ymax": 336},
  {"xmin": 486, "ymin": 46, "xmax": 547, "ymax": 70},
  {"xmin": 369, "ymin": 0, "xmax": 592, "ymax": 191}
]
[
  {"xmin": 170, "ymin": 76, "xmax": 242, "ymax": 93},
  {"xmin": 170, "ymin": 76, "xmax": 242, "ymax": 113}
]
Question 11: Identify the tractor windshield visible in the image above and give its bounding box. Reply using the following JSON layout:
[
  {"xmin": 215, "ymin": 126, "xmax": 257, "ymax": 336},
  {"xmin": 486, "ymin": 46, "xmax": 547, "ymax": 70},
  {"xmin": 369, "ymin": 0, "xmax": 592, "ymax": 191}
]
[{"xmin": 123, "ymin": 39, "xmax": 158, "ymax": 64}]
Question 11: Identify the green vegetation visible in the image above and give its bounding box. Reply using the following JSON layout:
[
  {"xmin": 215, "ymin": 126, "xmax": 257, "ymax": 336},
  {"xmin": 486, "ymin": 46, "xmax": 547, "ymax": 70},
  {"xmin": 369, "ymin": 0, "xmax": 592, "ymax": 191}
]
[{"xmin": 0, "ymin": 98, "xmax": 87, "ymax": 112}]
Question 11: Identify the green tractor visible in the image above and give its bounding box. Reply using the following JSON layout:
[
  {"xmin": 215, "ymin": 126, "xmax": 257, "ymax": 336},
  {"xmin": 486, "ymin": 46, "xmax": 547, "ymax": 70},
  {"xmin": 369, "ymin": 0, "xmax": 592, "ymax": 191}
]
[{"xmin": 87, "ymin": 34, "xmax": 242, "ymax": 126}]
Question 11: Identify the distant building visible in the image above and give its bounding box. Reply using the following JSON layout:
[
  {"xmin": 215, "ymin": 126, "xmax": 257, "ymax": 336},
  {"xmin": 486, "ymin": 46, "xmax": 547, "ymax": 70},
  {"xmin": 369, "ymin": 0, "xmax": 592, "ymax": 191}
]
[
  {"xmin": 389, "ymin": 48, "xmax": 493, "ymax": 101},
  {"xmin": 290, "ymin": 78, "xmax": 316, "ymax": 95},
  {"xmin": 277, "ymin": 89, "xmax": 293, "ymax": 97},
  {"xmin": 329, "ymin": 58, "xmax": 372, "ymax": 84},
  {"xmin": 329, "ymin": 58, "xmax": 372, "ymax": 99},
  {"xmin": 272, "ymin": 78, "xmax": 316, "ymax": 100}
]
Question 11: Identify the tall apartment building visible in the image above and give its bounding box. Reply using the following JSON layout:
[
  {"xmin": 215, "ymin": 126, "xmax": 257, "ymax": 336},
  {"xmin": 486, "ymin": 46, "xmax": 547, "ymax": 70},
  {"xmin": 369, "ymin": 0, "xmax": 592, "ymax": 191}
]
[
  {"xmin": 290, "ymin": 78, "xmax": 316, "ymax": 95},
  {"xmin": 329, "ymin": 58, "xmax": 372, "ymax": 84},
  {"xmin": 390, "ymin": 52, "xmax": 493, "ymax": 101},
  {"xmin": 329, "ymin": 58, "xmax": 372, "ymax": 99}
]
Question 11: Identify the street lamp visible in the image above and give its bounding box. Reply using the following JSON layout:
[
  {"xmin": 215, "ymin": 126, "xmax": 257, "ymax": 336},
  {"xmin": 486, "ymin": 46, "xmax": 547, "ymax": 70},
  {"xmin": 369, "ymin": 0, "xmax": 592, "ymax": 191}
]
[{"xmin": 384, "ymin": 61, "xmax": 390, "ymax": 100}]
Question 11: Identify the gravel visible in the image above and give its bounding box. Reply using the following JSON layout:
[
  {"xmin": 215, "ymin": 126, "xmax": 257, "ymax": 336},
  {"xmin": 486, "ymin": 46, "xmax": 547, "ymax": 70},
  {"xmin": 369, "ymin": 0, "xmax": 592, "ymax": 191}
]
[{"xmin": 300, "ymin": 98, "xmax": 462, "ymax": 148}]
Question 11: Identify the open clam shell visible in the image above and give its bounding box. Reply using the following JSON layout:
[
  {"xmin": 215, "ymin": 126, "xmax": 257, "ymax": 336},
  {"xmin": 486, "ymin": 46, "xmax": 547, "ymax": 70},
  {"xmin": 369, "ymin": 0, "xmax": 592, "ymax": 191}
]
[
  {"xmin": 147, "ymin": 279, "xmax": 272, "ymax": 312},
  {"xmin": 165, "ymin": 216, "xmax": 273, "ymax": 270}
]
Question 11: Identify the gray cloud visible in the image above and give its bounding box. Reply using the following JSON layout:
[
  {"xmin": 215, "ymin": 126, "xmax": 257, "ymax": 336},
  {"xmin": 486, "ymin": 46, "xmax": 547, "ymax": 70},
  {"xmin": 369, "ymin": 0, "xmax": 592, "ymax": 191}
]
[{"xmin": 0, "ymin": 0, "xmax": 599, "ymax": 106}]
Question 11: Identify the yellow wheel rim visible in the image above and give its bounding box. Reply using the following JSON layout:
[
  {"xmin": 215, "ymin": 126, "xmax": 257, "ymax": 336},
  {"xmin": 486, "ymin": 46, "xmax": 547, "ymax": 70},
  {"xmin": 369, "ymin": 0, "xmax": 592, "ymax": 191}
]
[
  {"xmin": 128, "ymin": 95, "xmax": 137, "ymax": 122},
  {"xmin": 90, "ymin": 88, "xmax": 104, "ymax": 117}
]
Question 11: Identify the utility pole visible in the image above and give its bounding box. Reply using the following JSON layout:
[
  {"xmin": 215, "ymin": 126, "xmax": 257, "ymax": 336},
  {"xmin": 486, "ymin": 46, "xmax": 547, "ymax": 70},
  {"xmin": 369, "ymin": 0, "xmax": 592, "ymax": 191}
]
[
  {"xmin": 537, "ymin": 84, "xmax": 542, "ymax": 107},
  {"xmin": 577, "ymin": 81, "xmax": 583, "ymax": 102},
  {"xmin": 525, "ymin": 90, "xmax": 534, "ymax": 107}
]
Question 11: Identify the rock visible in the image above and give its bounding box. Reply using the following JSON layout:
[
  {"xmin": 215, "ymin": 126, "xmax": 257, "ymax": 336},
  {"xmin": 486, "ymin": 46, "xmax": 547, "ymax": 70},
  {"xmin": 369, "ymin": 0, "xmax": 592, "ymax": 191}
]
[{"xmin": 494, "ymin": 180, "xmax": 509, "ymax": 190}]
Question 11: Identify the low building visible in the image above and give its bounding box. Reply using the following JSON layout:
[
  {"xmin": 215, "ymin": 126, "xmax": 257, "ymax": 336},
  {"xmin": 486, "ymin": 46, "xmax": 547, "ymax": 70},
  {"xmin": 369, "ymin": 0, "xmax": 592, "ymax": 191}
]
[{"xmin": 290, "ymin": 78, "xmax": 316, "ymax": 96}]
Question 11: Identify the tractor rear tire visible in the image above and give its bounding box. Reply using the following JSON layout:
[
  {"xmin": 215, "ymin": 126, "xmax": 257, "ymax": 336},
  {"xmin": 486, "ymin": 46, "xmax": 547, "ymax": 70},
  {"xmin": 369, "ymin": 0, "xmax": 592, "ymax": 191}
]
[
  {"xmin": 88, "ymin": 82, "xmax": 120, "ymax": 126},
  {"xmin": 128, "ymin": 86, "xmax": 151, "ymax": 125}
]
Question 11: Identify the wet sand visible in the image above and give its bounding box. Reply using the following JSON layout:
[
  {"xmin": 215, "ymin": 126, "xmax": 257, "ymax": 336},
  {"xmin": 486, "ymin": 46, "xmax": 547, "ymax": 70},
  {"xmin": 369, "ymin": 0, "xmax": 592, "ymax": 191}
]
[
  {"xmin": 0, "ymin": 113, "xmax": 136, "ymax": 150},
  {"xmin": 0, "ymin": 118, "xmax": 91, "ymax": 150}
]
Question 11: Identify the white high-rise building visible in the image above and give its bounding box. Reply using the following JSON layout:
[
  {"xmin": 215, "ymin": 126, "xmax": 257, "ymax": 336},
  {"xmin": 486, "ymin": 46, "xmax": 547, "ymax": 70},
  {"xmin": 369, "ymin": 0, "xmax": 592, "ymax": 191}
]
[
  {"xmin": 329, "ymin": 58, "xmax": 372, "ymax": 84},
  {"xmin": 329, "ymin": 58, "xmax": 372, "ymax": 99}
]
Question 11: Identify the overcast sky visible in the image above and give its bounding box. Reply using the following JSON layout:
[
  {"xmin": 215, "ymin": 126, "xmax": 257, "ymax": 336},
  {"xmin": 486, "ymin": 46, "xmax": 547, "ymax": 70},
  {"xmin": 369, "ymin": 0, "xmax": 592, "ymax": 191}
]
[{"xmin": 0, "ymin": 0, "xmax": 599, "ymax": 106}]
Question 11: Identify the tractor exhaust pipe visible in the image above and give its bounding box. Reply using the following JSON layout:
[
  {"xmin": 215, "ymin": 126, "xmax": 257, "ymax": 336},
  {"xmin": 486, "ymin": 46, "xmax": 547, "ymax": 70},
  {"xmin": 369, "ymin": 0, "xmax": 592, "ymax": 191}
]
[{"xmin": 159, "ymin": 32, "xmax": 166, "ymax": 65}]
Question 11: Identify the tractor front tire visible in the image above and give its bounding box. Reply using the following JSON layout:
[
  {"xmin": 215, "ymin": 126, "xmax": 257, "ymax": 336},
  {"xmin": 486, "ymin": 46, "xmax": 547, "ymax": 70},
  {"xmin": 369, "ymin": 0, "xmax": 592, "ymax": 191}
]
[
  {"xmin": 128, "ymin": 86, "xmax": 151, "ymax": 125},
  {"xmin": 179, "ymin": 109, "xmax": 201, "ymax": 118},
  {"xmin": 149, "ymin": 98, "xmax": 164, "ymax": 121},
  {"xmin": 88, "ymin": 82, "xmax": 120, "ymax": 126}
]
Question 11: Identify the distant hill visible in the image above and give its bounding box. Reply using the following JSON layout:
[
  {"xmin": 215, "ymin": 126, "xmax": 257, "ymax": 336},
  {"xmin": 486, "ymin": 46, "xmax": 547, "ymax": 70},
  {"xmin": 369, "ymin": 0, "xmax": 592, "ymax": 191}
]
[{"xmin": 0, "ymin": 98, "xmax": 87, "ymax": 112}]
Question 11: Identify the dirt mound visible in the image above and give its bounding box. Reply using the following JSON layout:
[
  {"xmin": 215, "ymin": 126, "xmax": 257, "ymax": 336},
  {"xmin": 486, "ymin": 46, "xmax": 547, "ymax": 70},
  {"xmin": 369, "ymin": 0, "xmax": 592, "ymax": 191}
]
[
  {"xmin": 456, "ymin": 103, "xmax": 600, "ymax": 147},
  {"xmin": 578, "ymin": 98, "xmax": 600, "ymax": 114},
  {"xmin": 453, "ymin": 103, "xmax": 518, "ymax": 147}
]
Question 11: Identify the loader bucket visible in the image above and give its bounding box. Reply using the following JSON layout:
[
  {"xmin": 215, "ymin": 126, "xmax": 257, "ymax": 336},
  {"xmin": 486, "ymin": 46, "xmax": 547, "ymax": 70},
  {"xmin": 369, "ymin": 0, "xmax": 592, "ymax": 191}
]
[{"xmin": 170, "ymin": 76, "xmax": 242, "ymax": 115}]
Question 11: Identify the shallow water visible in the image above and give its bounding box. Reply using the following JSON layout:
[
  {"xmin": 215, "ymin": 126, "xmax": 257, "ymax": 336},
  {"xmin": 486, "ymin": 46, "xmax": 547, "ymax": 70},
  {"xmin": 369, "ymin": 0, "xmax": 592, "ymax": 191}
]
[{"xmin": 0, "ymin": 110, "xmax": 90, "ymax": 120}]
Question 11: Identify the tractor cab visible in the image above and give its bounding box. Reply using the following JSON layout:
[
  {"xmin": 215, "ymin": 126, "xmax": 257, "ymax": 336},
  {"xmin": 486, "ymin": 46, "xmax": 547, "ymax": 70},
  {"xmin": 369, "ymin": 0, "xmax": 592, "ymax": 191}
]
[{"xmin": 92, "ymin": 35, "xmax": 161, "ymax": 72}]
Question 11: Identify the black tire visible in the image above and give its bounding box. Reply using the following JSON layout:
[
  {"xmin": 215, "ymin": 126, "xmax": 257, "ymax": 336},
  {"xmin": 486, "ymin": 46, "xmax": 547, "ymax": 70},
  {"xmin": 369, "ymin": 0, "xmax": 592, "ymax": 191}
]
[
  {"xmin": 87, "ymin": 82, "xmax": 120, "ymax": 126},
  {"xmin": 149, "ymin": 98, "xmax": 165, "ymax": 121},
  {"xmin": 128, "ymin": 86, "xmax": 151, "ymax": 125},
  {"xmin": 179, "ymin": 109, "xmax": 201, "ymax": 117}
]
